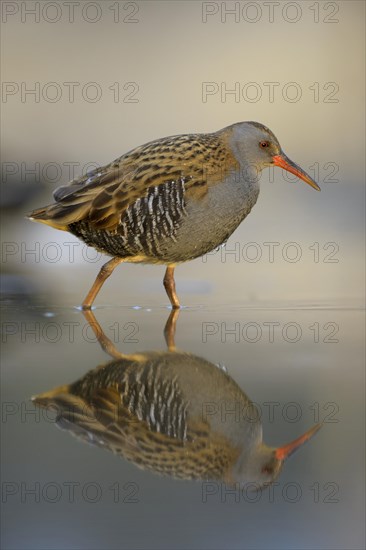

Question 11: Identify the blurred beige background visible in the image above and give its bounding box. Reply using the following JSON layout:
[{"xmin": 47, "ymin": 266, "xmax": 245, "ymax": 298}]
[
  {"xmin": 1, "ymin": 5, "xmax": 365, "ymax": 550},
  {"xmin": 1, "ymin": 0, "xmax": 365, "ymax": 306}
]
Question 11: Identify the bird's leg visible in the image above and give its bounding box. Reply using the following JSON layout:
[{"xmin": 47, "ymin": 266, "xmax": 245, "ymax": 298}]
[
  {"xmin": 163, "ymin": 308, "xmax": 180, "ymax": 351},
  {"xmin": 81, "ymin": 257, "xmax": 124, "ymax": 309},
  {"xmin": 82, "ymin": 309, "xmax": 145, "ymax": 363},
  {"xmin": 82, "ymin": 309, "xmax": 125, "ymax": 359},
  {"xmin": 163, "ymin": 265, "xmax": 180, "ymax": 309}
]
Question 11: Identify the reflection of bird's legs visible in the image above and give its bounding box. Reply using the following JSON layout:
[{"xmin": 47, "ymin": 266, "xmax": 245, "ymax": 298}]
[
  {"xmin": 82, "ymin": 257, "xmax": 125, "ymax": 309},
  {"xmin": 163, "ymin": 265, "xmax": 180, "ymax": 309},
  {"xmin": 82, "ymin": 309, "xmax": 125, "ymax": 359},
  {"xmin": 164, "ymin": 308, "xmax": 180, "ymax": 351},
  {"xmin": 83, "ymin": 307, "xmax": 179, "ymax": 359}
]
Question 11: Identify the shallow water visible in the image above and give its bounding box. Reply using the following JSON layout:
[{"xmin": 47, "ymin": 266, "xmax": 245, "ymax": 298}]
[{"xmin": 1, "ymin": 290, "xmax": 365, "ymax": 550}]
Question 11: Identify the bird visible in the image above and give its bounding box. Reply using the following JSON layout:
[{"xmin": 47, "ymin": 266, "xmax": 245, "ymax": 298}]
[
  {"xmin": 32, "ymin": 309, "xmax": 321, "ymax": 489},
  {"xmin": 28, "ymin": 121, "xmax": 320, "ymax": 309}
]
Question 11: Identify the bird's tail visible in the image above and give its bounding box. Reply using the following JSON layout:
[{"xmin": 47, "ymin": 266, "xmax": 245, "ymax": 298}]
[
  {"xmin": 27, "ymin": 203, "xmax": 80, "ymax": 231},
  {"xmin": 31, "ymin": 384, "xmax": 71, "ymax": 407}
]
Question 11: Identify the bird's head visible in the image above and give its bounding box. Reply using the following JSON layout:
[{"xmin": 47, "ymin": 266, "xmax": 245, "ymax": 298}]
[
  {"xmin": 230, "ymin": 121, "xmax": 320, "ymax": 191},
  {"xmin": 232, "ymin": 423, "xmax": 321, "ymax": 490}
]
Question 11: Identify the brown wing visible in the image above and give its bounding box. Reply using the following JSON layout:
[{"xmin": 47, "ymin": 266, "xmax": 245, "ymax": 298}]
[{"xmin": 28, "ymin": 131, "xmax": 238, "ymax": 232}]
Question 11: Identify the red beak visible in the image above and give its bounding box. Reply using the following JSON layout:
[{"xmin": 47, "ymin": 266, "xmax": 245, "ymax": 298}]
[
  {"xmin": 273, "ymin": 154, "xmax": 320, "ymax": 191},
  {"xmin": 275, "ymin": 423, "xmax": 322, "ymax": 461}
]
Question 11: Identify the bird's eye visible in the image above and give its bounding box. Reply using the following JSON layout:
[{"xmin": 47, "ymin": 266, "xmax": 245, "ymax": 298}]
[{"xmin": 259, "ymin": 141, "xmax": 270, "ymax": 149}]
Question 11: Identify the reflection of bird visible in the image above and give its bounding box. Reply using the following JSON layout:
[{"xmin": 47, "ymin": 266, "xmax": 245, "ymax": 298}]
[
  {"xmin": 33, "ymin": 311, "xmax": 321, "ymax": 489},
  {"xmin": 28, "ymin": 122, "xmax": 320, "ymax": 309}
]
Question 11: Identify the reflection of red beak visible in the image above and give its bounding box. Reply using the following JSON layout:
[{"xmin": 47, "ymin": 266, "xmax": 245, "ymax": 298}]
[
  {"xmin": 273, "ymin": 154, "xmax": 321, "ymax": 191},
  {"xmin": 275, "ymin": 423, "xmax": 322, "ymax": 461}
]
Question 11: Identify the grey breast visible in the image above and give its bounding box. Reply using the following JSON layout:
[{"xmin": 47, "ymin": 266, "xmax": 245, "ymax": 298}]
[{"xmin": 170, "ymin": 172, "xmax": 260, "ymax": 262}]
